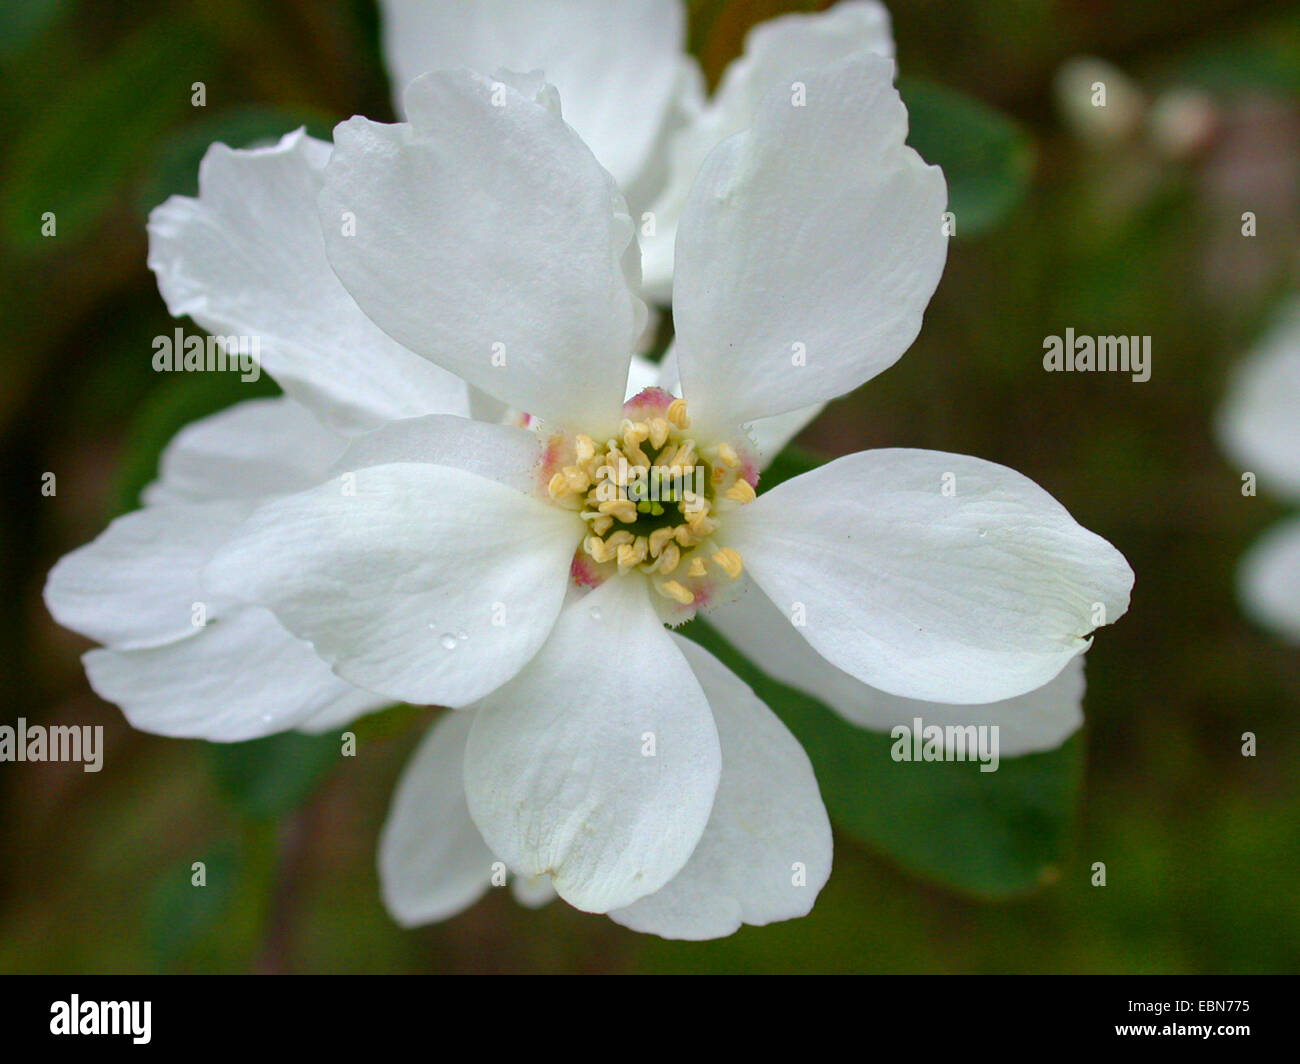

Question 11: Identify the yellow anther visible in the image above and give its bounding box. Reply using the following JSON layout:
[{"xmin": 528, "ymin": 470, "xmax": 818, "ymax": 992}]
[
  {"xmin": 648, "ymin": 526, "xmax": 676, "ymax": 557},
  {"xmin": 674, "ymin": 525, "xmax": 698, "ymax": 548},
  {"xmin": 598, "ymin": 499, "xmax": 638, "ymax": 523},
  {"xmin": 604, "ymin": 459, "xmax": 628, "ymax": 487},
  {"xmin": 591, "ymin": 515, "xmax": 613, "ymax": 536},
  {"xmin": 617, "ymin": 537, "xmax": 648, "ymax": 570},
  {"xmin": 648, "ymin": 418, "xmax": 670, "ymax": 450},
  {"xmin": 605, "ymin": 530, "xmax": 633, "ymax": 548},
  {"xmin": 575, "ymin": 435, "xmax": 597, "ymax": 463},
  {"xmin": 717, "ymin": 443, "xmax": 739, "ymax": 468},
  {"xmin": 710, "ymin": 547, "xmax": 744, "ymax": 579},
  {"xmin": 658, "ymin": 543, "xmax": 681, "ymax": 575},
  {"xmin": 656, "ymin": 579, "xmax": 695, "ymax": 605},
  {"xmin": 687, "ymin": 557, "xmax": 708, "ymax": 578},
  {"xmin": 585, "ymin": 537, "xmax": 617, "ymax": 564},
  {"xmin": 547, "ymin": 472, "xmax": 572, "ymax": 499},
  {"xmin": 725, "ymin": 479, "xmax": 757, "ymax": 504},
  {"xmin": 667, "ymin": 398, "xmax": 690, "ymax": 429},
  {"xmin": 562, "ymin": 466, "xmax": 590, "ymax": 492},
  {"xmin": 686, "ymin": 504, "xmax": 713, "ymax": 532}
]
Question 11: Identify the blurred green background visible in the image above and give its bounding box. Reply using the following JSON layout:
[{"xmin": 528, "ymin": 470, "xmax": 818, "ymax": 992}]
[{"xmin": 3, "ymin": 0, "xmax": 1298, "ymax": 973}]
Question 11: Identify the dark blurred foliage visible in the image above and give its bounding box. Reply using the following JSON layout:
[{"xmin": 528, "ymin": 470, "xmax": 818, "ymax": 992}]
[{"xmin": 2, "ymin": 0, "xmax": 1298, "ymax": 972}]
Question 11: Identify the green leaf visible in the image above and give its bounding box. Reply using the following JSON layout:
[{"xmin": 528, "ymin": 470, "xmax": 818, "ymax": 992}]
[
  {"xmin": 0, "ymin": 0, "xmax": 66, "ymax": 59},
  {"xmin": 681, "ymin": 619, "xmax": 1083, "ymax": 898},
  {"xmin": 901, "ymin": 76, "xmax": 1034, "ymax": 236},
  {"xmin": 145, "ymin": 844, "xmax": 240, "ymax": 967},
  {"xmin": 1165, "ymin": 12, "xmax": 1300, "ymax": 97},
  {"xmin": 206, "ymin": 731, "xmax": 342, "ymax": 822},
  {"xmin": 2, "ymin": 15, "xmax": 209, "ymax": 250}
]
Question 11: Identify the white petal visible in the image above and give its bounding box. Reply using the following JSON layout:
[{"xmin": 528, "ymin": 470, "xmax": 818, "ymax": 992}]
[
  {"xmin": 318, "ymin": 70, "xmax": 645, "ymax": 431},
  {"xmin": 148, "ymin": 129, "xmax": 468, "ymax": 434},
  {"xmin": 641, "ymin": 0, "xmax": 895, "ymax": 296},
  {"xmin": 378, "ymin": 711, "xmax": 497, "ymax": 926},
  {"xmin": 377, "ymin": 0, "xmax": 686, "ymax": 191},
  {"xmin": 204, "ymin": 463, "xmax": 581, "ymax": 706},
  {"xmin": 621, "ymin": 54, "xmax": 706, "ymax": 247},
  {"xmin": 610, "ymin": 636, "xmax": 831, "ymax": 939},
  {"xmin": 44, "ymin": 501, "xmax": 249, "ymax": 650},
  {"xmin": 708, "ymin": 585, "xmax": 1086, "ymax": 756},
  {"xmin": 725, "ymin": 449, "xmax": 1133, "ymax": 704},
  {"xmin": 1238, "ymin": 517, "xmax": 1300, "ymax": 643},
  {"xmin": 1217, "ymin": 300, "xmax": 1300, "ymax": 502},
  {"xmin": 83, "ymin": 607, "xmax": 388, "ymax": 741},
  {"xmin": 142, "ymin": 397, "xmax": 346, "ymax": 506},
  {"xmin": 463, "ymin": 576, "xmax": 721, "ymax": 913},
  {"xmin": 332, "ymin": 414, "xmax": 545, "ymax": 495},
  {"xmin": 672, "ymin": 54, "xmax": 947, "ymax": 431}
]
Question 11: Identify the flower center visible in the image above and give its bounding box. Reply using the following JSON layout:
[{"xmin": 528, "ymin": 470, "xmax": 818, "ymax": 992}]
[{"xmin": 543, "ymin": 392, "xmax": 756, "ymax": 619}]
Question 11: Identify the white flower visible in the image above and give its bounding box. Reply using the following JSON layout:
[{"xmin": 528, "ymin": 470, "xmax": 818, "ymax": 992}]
[
  {"xmin": 44, "ymin": 49, "xmax": 1134, "ymax": 938},
  {"xmin": 1217, "ymin": 300, "xmax": 1300, "ymax": 642},
  {"xmin": 183, "ymin": 57, "xmax": 1129, "ymax": 927},
  {"xmin": 377, "ymin": 0, "xmax": 896, "ymax": 298}
]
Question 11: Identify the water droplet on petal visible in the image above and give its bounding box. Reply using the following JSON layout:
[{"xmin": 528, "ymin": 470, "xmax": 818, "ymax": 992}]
[
  {"xmin": 457, "ymin": 630, "xmax": 468, "ymax": 641},
  {"xmin": 588, "ymin": 606, "xmax": 602, "ymax": 620},
  {"xmin": 439, "ymin": 633, "xmax": 458, "ymax": 650}
]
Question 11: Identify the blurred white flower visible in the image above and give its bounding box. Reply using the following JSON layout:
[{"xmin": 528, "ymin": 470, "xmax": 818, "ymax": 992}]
[
  {"xmin": 1218, "ymin": 300, "xmax": 1300, "ymax": 642},
  {"xmin": 1053, "ymin": 56, "xmax": 1146, "ymax": 146},
  {"xmin": 1148, "ymin": 88, "xmax": 1218, "ymax": 161}
]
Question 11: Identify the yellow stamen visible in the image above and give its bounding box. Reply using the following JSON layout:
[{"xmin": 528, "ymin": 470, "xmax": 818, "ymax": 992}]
[
  {"xmin": 710, "ymin": 547, "xmax": 744, "ymax": 579},
  {"xmin": 725, "ymin": 479, "xmax": 757, "ymax": 504},
  {"xmin": 598, "ymin": 498, "xmax": 638, "ymax": 523},
  {"xmin": 547, "ymin": 472, "xmax": 571, "ymax": 500},
  {"xmin": 585, "ymin": 537, "xmax": 617, "ymax": 563},
  {"xmin": 656, "ymin": 579, "xmax": 695, "ymax": 605},
  {"xmin": 617, "ymin": 537, "xmax": 648, "ymax": 570},
  {"xmin": 562, "ymin": 466, "xmax": 590, "ymax": 492},
  {"xmin": 648, "ymin": 418, "xmax": 670, "ymax": 450},
  {"xmin": 658, "ymin": 543, "xmax": 681, "ymax": 575},
  {"xmin": 648, "ymin": 526, "xmax": 676, "ymax": 557}
]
